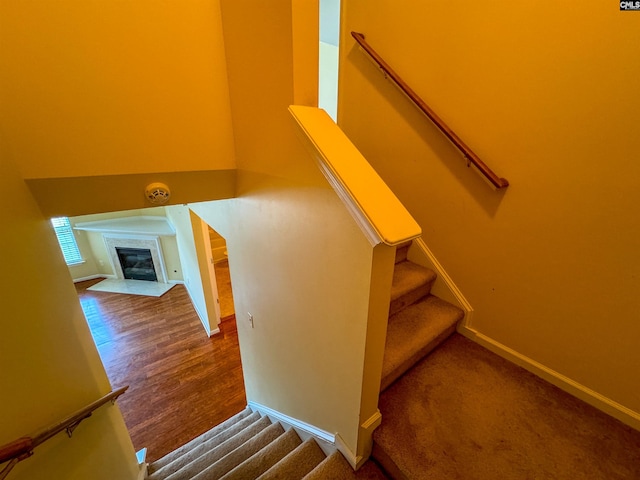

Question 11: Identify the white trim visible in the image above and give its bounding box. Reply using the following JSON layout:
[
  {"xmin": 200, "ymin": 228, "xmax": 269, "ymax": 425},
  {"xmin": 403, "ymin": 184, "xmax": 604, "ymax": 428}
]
[
  {"xmin": 409, "ymin": 238, "xmax": 474, "ymax": 327},
  {"xmin": 186, "ymin": 285, "xmax": 211, "ymax": 336},
  {"xmin": 315, "ymin": 159, "xmax": 385, "ymax": 247},
  {"xmin": 246, "ymin": 401, "xmax": 368, "ymax": 470},
  {"xmin": 72, "ymin": 274, "xmax": 114, "ymax": 283},
  {"xmin": 460, "ymin": 326, "xmax": 640, "ymax": 431},
  {"xmin": 351, "ymin": 410, "xmax": 383, "ymax": 469},
  {"xmin": 361, "ymin": 409, "xmax": 382, "ymax": 431},
  {"xmin": 247, "ymin": 401, "xmax": 335, "ymax": 444},
  {"xmin": 288, "ymin": 105, "xmax": 421, "ymax": 247},
  {"xmin": 335, "ymin": 432, "xmax": 361, "ymax": 470},
  {"xmin": 208, "ymin": 327, "xmax": 221, "ymax": 337}
]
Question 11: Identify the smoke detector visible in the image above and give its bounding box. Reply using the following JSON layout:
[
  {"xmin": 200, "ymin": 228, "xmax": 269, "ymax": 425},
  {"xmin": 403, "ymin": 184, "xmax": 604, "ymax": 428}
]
[{"xmin": 145, "ymin": 182, "xmax": 171, "ymax": 205}]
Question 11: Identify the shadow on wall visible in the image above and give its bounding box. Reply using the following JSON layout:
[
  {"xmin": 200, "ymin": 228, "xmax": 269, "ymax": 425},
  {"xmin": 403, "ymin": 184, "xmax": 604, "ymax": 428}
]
[{"xmin": 347, "ymin": 45, "xmax": 508, "ymax": 218}]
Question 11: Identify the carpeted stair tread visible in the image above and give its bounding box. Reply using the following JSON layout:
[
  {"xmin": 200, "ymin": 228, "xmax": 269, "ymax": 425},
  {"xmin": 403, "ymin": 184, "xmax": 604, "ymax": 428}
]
[
  {"xmin": 148, "ymin": 408, "xmax": 252, "ymax": 474},
  {"xmin": 257, "ymin": 437, "xmax": 326, "ymax": 480},
  {"xmin": 191, "ymin": 422, "xmax": 287, "ymax": 480},
  {"xmin": 220, "ymin": 428, "xmax": 302, "ymax": 480},
  {"xmin": 303, "ymin": 450, "xmax": 355, "ymax": 480},
  {"xmin": 389, "ymin": 261, "xmax": 436, "ymax": 316},
  {"xmin": 373, "ymin": 334, "xmax": 640, "ymax": 480},
  {"xmin": 380, "ymin": 295, "xmax": 463, "ymax": 392},
  {"xmin": 157, "ymin": 415, "xmax": 272, "ymax": 480}
]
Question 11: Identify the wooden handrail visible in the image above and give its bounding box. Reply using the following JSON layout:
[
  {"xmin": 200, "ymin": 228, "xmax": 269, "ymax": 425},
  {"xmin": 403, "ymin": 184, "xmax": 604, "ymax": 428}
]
[
  {"xmin": 0, "ymin": 386, "xmax": 128, "ymax": 479},
  {"xmin": 351, "ymin": 32, "xmax": 509, "ymax": 190}
]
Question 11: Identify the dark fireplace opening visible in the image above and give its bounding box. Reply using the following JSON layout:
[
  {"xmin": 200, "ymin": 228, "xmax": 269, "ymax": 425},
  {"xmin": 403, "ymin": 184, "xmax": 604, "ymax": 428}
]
[{"xmin": 116, "ymin": 247, "xmax": 157, "ymax": 282}]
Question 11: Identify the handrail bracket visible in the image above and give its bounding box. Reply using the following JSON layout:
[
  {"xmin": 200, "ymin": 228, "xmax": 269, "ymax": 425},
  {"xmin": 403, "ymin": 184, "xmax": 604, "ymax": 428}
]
[{"xmin": 65, "ymin": 413, "xmax": 92, "ymax": 438}]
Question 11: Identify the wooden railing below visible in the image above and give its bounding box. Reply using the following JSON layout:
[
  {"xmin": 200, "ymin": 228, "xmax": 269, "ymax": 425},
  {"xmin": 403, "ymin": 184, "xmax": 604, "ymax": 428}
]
[
  {"xmin": 0, "ymin": 386, "xmax": 128, "ymax": 480},
  {"xmin": 351, "ymin": 32, "xmax": 509, "ymax": 190}
]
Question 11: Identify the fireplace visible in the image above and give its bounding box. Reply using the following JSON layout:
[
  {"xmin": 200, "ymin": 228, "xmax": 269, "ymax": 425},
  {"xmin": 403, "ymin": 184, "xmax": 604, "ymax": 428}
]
[
  {"xmin": 116, "ymin": 247, "xmax": 157, "ymax": 282},
  {"xmin": 103, "ymin": 234, "xmax": 169, "ymax": 284}
]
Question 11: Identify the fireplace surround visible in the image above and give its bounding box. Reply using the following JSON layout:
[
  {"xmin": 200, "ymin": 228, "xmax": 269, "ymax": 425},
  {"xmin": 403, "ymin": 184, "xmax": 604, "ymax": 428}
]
[{"xmin": 104, "ymin": 234, "xmax": 169, "ymax": 284}]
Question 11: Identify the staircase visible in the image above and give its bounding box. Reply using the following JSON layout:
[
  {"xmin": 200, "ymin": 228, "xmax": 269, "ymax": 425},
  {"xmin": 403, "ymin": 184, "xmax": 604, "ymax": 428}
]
[
  {"xmin": 145, "ymin": 241, "xmax": 461, "ymax": 480},
  {"xmin": 372, "ymin": 241, "xmax": 464, "ymax": 478},
  {"xmin": 145, "ymin": 408, "xmax": 384, "ymax": 480}
]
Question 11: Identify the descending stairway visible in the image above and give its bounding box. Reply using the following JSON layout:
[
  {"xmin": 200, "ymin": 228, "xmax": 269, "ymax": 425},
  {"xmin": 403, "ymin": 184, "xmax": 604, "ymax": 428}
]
[
  {"xmin": 146, "ymin": 408, "xmax": 386, "ymax": 480},
  {"xmin": 372, "ymin": 241, "xmax": 465, "ymax": 478},
  {"xmin": 146, "ymin": 241, "xmax": 460, "ymax": 480}
]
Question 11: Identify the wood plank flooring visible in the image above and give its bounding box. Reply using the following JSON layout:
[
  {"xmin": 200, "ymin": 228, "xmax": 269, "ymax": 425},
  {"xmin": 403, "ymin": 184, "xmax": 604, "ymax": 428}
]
[{"xmin": 75, "ymin": 279, "xmax": 246, "ymax": 462}]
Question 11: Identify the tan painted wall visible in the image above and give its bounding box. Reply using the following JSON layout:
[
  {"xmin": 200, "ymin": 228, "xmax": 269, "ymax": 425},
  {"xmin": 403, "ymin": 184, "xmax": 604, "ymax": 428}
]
[
  {"xmin": 166, "ymin": 205, "xmax": 214, "ymax": 335},
  {"xmin": 0, "ymin": 145, "xmax": 138, "ymax": 479},
  {"xmin": 191, "ymin": 171, "xmax": 375, "ymax": 455},
  {"xmin": 339, "ymin": 1, "xmax": 640, "ymax": 420},
  {"xmin": 0, "ymin": 0, "xmax": 235, "ymax": 179},
  {"xmin": 187, "ymin": 0, "xmax": 379, "ymax": 457}
]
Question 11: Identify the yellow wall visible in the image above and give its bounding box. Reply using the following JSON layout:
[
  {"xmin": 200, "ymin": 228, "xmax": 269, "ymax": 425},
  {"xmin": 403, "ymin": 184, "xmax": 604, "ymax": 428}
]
[
  {"xmin": 187, "ymin": 0, "xmax": 380, "ymax": 457},
  {"xmin": 0, "ymin": 0, "xmax": 235, "ymax": 179},
  {"xmin": 191, "ymin": 172, "xmax": 375, "ymax": 455},
  {"xmin": 166, "ymin": 205, "xmax": 215, "ymax": 335},
  {"xmin": 0, "ymin": 144, "xmax": 138, "ymax": 479},
  {"xmin": 340, "ymin": 1, "xmax": 640, "ymax": 422}
]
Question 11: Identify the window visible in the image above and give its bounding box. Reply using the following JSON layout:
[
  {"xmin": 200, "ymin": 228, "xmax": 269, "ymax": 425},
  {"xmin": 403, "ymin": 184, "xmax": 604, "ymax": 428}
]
[{"xmin": 51, "ymin": 217, "xmax": 83, "ymax": 265}]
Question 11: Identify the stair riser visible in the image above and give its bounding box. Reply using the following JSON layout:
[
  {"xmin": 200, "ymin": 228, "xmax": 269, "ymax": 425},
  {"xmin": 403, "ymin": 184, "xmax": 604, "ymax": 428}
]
[
  {"xmin": 371, "ymin": 443, "xmax": 408, "ymax": 480},
  {"xmin": 389, "ymin": 281, "xmax": 434, "ymax": 317},
  {"xmin": 380, "ymin": 323, "xmax": 457, "ymax": 392},
  {"xmin": 394, "ymin": 246, "xmax": 410, "ymax": 264}
]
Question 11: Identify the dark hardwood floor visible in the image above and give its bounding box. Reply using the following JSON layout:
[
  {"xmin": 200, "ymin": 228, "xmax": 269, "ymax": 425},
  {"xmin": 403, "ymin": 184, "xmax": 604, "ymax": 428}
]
[{"xmin": 75, "ymin": 279, "xmax": 246, "ymax": 462}]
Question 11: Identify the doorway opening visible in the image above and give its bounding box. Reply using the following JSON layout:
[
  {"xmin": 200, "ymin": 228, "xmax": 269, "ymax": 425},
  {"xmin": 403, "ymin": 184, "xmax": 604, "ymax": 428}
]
[
  {"xmin": 50, "ymin": 207, "xmax": 246, "ymax": 462},
  {"xmin": 208, "ymin": 226, "xmax": 235, "ymax": 320}
]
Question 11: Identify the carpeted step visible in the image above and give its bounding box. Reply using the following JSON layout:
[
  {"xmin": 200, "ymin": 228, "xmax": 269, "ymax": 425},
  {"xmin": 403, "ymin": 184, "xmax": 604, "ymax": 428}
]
[
  {"xmin": 220, "ymin": 428, "xmax": 302, "ymax": 480},
  {"xmin": 191, "ymin": 422, "xmax": 287, "ymax": 480},
  {"xmin": 257, "ymin": 437, "xmax": 326, "ymax": 480},
  {"xmin": 394, "ymin": 241, "xmax": 412, "ymax": 264},
  {"xmin": 380, "ymin": 295, "xmax": 463, "ymax": 392},
  {"xmin": 148, "ymin": 408, "xmax": 252, "ymax": 474},
  {"xmin": 303, "ymin": 450, "xmax": 356, "ymax": 480},
  {"xmin": 152, "ymin": 414, "xmax": 271, "ymax": 480},
  {"xmin": 389, "ymin": 261, "xmax": 437, "ymax": 316}
]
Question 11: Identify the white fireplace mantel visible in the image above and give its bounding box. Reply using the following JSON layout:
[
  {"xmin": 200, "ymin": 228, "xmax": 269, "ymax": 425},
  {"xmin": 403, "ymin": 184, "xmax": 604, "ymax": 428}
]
[{"xmin": 74, "ymin": 216, "xmax": 175, "ymax": 284}]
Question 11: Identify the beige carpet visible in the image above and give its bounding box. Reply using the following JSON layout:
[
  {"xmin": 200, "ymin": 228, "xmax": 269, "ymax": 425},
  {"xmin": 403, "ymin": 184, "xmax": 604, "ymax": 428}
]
[
  {"xmin": 374, "ymin": 333, "xmax": 640, "ymax": 479},
  {"xmin": 148, "ymin": 408, "xmax": 389, "ymax": 479}
]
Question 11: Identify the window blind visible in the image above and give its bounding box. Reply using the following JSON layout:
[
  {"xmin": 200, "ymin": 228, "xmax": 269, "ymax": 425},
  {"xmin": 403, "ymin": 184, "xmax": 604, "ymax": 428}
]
[{"xmin": 51, "ymin": 217, "xmax": 83, "ymax": 265}]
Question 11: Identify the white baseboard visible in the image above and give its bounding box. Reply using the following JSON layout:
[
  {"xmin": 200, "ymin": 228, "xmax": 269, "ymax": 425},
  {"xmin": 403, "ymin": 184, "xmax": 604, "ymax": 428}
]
[
  {"xmin": 460, "ymin": 325, "xmax": 640, "ymax": 432},
  {"xmin": 247, "ymin": 401, "xmax": 335, "ymax": 444},
  {"xmin": 72, "ymin": 274, "xmax": 115, "ymax": 283},
  {"xmin": 168, "ymin": 280, "xmax": 185, "ymax": 285},
  {"xmin": 184, "ymin": 284, "xmax": 212, "ymax": 336},
  {"xmin": 409, "ymin": 238, "xmax": 474, "ymax": 327},
  {"xmin": 247, "ymin": 401, "xmax": 367, "ymax": 470}
]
